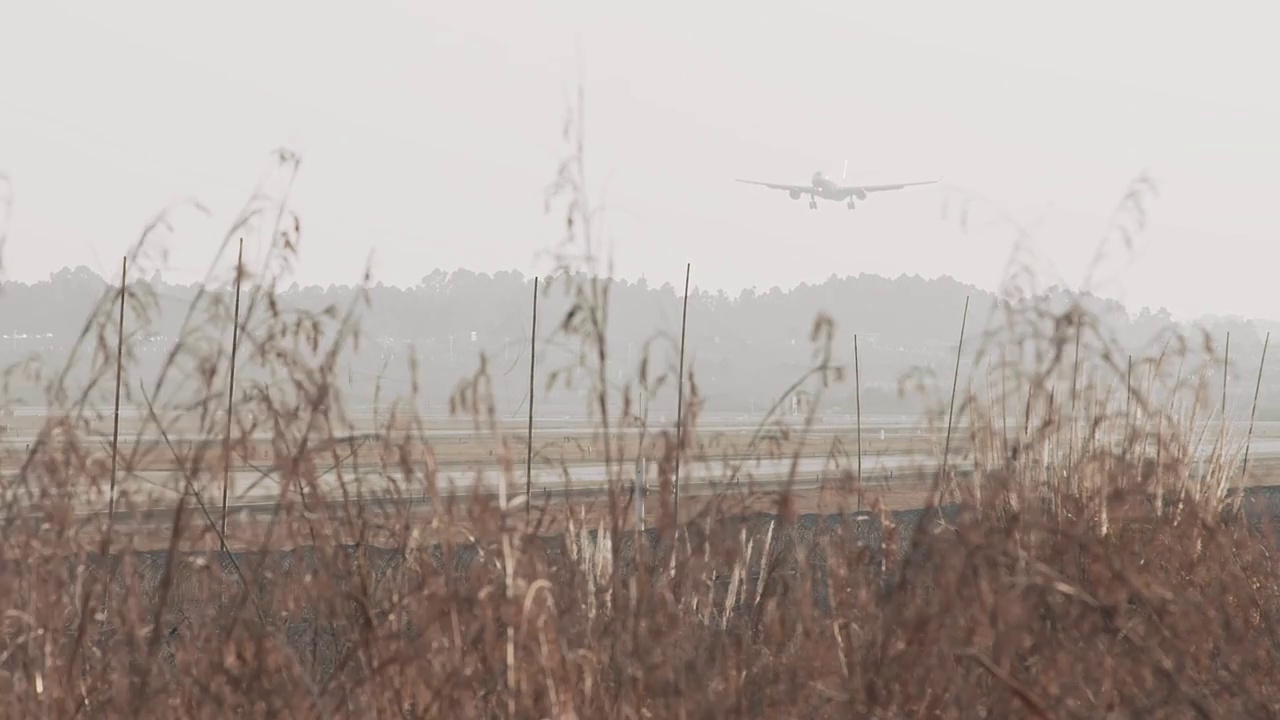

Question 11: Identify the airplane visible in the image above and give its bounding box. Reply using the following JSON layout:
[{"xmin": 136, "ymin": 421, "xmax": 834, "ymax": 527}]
[{"xmin": 735, "ymin": 161, "xmax": 938, "ymax": 210}]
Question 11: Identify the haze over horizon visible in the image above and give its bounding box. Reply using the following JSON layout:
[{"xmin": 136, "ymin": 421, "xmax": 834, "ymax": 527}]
[{"xmin": 2, "ymin": 1, "xmax": 1276, "ymax": 323}]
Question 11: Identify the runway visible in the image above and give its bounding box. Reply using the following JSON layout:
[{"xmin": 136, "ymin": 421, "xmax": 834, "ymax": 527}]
[
  {"xmin": 5, "ymin": 415, "xmax": 1280, "ymax": 522},
  {"xmin": 5, "ymin": 450, "xmax": 957, "ymax": 518},
  {"xmin": 0, "ymin": 421, "xmax": 938, "ymax": 449}
]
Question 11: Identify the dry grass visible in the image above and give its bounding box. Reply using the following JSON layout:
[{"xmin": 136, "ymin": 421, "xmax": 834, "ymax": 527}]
[{"xmin": 2, "ymin": 90, "xmax": 1279, "ymax": 718}]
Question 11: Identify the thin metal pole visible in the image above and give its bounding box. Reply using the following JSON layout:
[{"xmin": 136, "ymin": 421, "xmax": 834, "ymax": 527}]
[
  {"xmin": 1001, "ymin": 343, "xmax": 1010, "ymax": 465},
  {"xmin": 854, "ymin": 334, "xmax": 862, "ymax": 484},
  {"xmin": 674, "ymin": 263, "xmax": 691, "ymax": 521},
  {"xmin": 525, "ymin": 276, "xmax": 538, "ymax": 520},
  {"xmin": 635, "ymin": 455, "xmax": 646, "ymax": 530},
  {"xmin": 942, "ymin": 296, "xmax": 970, "ymax": 470},
  {"xmin": 1221, "ymin": 331, "xmax": 1231, "ymax": 462},
  {"xmin": 1126, "ymin": 354, "xmax": 1133, "ymax": 447},
  {"xmin": 107, "ymin": 256, "xmax": 127, "ymax": 530},
  {"xmin": 220, "ymin": 239, "xmax": 244, "ymax": 545},
  {"xmin": 1242, "ymin": 332, "xmax": 1270, "ymax": 481},
  {"xmin": 1068, "ymin": 319, "xmax": 1082, "ymax": 481}
]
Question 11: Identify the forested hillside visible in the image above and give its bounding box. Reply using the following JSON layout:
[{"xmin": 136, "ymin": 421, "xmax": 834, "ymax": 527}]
[{"xmin": 1, "ymin": 266, "xmax": 1274, "ymax": 419}]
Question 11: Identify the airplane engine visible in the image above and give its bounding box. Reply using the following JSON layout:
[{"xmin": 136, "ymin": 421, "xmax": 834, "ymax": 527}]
[
  {"xmin": 789, "ymin": 189, "xmax": 801, "ymax": 200},
  {"xmin": 852, "ymin": 189, "xmax": 867, "ymax": 201}
]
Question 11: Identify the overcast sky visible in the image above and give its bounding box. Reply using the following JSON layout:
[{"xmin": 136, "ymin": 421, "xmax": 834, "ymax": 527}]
[{"xmin": 1, "ymin": 1, "xmax": 1276, "ymax": 321}]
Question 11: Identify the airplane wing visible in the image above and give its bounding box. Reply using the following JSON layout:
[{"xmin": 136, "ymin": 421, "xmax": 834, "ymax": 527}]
[
  {"xmin": 735, "ymin": 179, "xmax": 811, "ymax": 192},
  {"xmin": 850, "ymin": 179, "xmax": 940, "ymax": 193}
]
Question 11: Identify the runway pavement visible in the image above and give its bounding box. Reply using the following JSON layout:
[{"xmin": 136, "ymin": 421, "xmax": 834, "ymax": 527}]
[
  {"xmin": 0, "ymin": 421, "xmax": 940, "ymax": 450},
  {"xmin": 6, "ymin": 417, "xmax": 1280, "ymax": 522},
  {"xmin": 2, "ymin": 450, "xmax": 960, "ymax": 521}
]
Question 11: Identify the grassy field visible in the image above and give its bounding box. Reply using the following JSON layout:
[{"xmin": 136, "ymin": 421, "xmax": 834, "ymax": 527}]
[{"xmin": 5, "ymin": 108, "xmax": 1280, "ymax": 717}]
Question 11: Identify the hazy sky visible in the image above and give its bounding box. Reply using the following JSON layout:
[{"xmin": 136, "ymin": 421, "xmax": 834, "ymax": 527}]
[{"xmin": 1, "ymin": 1, "xmax": 1276, "ymax": 321}]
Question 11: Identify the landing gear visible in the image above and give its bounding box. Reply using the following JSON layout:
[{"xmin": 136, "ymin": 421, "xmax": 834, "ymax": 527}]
[
  {"xmin": 809, "ymin": 196, "xmax": 818, "ymax": 210},
  {"xmin": 846, "ymin": 199, "xmax": 856, "ymax": 210}
]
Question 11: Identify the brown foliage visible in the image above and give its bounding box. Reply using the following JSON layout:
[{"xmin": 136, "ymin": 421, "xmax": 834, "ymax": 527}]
[{"xmin": 2, "ymin": 88, "xmax": 1275, "ymax": 719}]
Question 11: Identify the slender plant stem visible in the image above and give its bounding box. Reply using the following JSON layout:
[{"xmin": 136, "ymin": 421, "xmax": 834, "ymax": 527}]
[
  {"xmin": 1125, "ymin": 354, "xmax": 1132, "ymax": 456},
  {"xmin": 108, "ymin": 256, "xmax": 127, "ymax": 532},
  {"xmin": 1242, "ymin": 332, "xmax": 1269, "ymax": 481},
  {"xmin": 1068, "ymin": 319, "xmax": 1082, "ymax": 484},
  {"xmin": 1220, "ymin": 331, "xmax": 1231, "ymax": 467},
  {"xmin": 854, "ymin": 334, "xmax": 862, "ymax": 486},
  {"xmin": 526, "ymin": 276, "xmax": 538, "ymax": 521},
  {"xmin": 1001, "ymin": 344, "xmax": 1010, "ymax": 465},
  {"xmin": 942, "ymin": 296, "xmax": 970, "ymax": 471},
  {"xmin": 221, "ymin": 238, "xmax": 244, "ymax": 545},
  {"xmin": 674, "ymin": 262, "xmax": 691, "ymax": 521}
]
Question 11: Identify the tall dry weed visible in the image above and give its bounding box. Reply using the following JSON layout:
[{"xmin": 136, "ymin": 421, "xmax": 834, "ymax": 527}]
[{"xmin": 0, "ymin": 87, "xmax": 1275, "ymax": 718}]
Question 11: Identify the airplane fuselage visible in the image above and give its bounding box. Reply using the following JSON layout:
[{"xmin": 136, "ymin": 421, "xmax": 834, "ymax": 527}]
[
  {"xmin": 782, "ymin": 174, "xmax": 865, "ymax": 208},
  {"xmin": 802, "ymin": 172, "xmax": 866, "ymax": 201}
]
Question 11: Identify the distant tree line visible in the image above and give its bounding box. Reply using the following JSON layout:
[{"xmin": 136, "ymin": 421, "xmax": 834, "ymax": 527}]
[{"xmin": 2, "ymin": 266, "xmax": 1278, "ymax": 420}]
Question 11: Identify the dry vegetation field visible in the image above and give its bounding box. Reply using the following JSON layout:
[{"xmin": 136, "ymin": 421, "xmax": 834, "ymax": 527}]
[{"xmin": 4, "ymin": 107, "xmax": 1280, "ymax": 718}]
